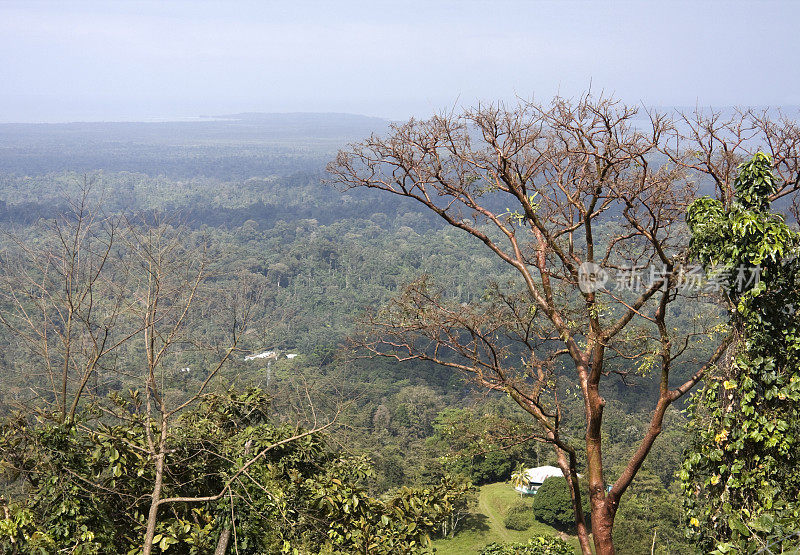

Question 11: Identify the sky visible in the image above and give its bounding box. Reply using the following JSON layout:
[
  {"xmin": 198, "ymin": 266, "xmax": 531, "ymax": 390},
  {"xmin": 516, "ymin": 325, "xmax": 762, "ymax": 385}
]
[{"xmin": 1, "ymin": 0, "xmax": 799, "ymax": 122}]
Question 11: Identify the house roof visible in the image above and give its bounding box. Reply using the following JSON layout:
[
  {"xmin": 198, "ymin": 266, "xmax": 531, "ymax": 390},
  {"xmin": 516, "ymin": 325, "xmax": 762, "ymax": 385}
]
[
  {"xmin": 244, "ymin": 349, "xmax": 278, "ymax": 361},
  {"xmin": 523, "ymin": 465, "xmax": 564, "ymax": 484}
]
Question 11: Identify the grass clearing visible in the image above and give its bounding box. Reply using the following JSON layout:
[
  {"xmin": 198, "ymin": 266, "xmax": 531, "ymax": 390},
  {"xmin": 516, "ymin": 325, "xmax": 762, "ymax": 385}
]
[{"xmin": 430, "ymin": 482, "xmax": 582, "ymax": 554}]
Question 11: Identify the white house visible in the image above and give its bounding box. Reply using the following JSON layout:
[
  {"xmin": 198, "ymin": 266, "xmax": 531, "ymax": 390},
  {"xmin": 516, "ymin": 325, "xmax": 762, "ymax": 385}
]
[
  {"xmin": 514, "ymin": 465, "xmax": 564, "ymax": 495},
  {"xmin": 244, "ymin": 350, "xmax": 278, "ymax": 362}
]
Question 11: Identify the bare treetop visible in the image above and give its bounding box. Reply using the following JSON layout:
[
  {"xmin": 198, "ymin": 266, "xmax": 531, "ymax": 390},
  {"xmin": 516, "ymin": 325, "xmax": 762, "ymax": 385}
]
[{"xmin": 330, "ymin": 96, "xmax": 693, "ymax": 349}]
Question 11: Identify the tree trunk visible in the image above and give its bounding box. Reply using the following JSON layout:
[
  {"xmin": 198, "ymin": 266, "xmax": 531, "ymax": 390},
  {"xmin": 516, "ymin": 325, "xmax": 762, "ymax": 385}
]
[
  {"xmin": 553, "ymin": 441, "xmax": 592, "ymax": 554},
  {"xmin": 582, "ymin": 355, "xmax": 617, "ymax": 555},
  {"xmin": 142, "ymin": 451, "xmax": 165, "ymax": 555},
  {"xmin": 214, "ymin": 527, "xmax": 231, "ymax": 555},
  {"xmin": 590, "ymin": 503, "xmax": 615, "ymax": 554},
  {"xmin": 143, "ymin": 418, "xmax": 170, "ymax": 555}
]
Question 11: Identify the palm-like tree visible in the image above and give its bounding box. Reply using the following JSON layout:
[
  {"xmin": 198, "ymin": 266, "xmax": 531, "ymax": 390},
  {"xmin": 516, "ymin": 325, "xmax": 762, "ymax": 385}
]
[{"xmin": 511, "ymin": 463, "xmax": 529, "ymax": 497}]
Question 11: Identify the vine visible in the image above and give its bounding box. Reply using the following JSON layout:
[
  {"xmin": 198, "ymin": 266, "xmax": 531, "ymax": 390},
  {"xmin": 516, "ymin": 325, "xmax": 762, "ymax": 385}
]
[{"xmin": 681, "ymin": 153, "xmax": 800, "ymax": 552}]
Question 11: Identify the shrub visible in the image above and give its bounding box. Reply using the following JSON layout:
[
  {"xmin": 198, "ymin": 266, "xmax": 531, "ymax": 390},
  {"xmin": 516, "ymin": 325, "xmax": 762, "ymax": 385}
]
[
  {"xmin": 531, "ymin": 476, "xmax": 590, "ymax": 529},
  {"xmin": 479, "ymin": 536, "xmax": 573, "ymax": 554},
  {"xmin": 503, "ymin": 501, "xmax": 534, "ymax": 531}
]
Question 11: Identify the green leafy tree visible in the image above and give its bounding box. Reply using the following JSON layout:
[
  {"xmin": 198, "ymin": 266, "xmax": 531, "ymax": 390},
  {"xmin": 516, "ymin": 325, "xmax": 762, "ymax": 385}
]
[
  {"xmin": 532, "ymin": 477, "xmax": 590, "ymax": 530},
  {"xmin": 0, "ymin": 389, "xmax": 334, "ymax": 553},
  {"xmin": 308, "ymin": 462, "xmax": 474, "ymax": 553},
  {"xmin": 431, "ymin": 406, "xmax": 542, "ymax": 486},
  {"xmin": 681, "ymin": 153, "xmax": 800, "ymax": 552},
  {"xmin": 0, "ymin": 388, "xmax": 474, "ymax": 554}
]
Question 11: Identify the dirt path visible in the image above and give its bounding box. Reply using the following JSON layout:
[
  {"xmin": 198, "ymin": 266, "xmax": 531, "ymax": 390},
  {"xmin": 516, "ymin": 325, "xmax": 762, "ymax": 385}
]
[{"xmin": 478, "ymin": 486, "xmax": 512, "ymax": 543}]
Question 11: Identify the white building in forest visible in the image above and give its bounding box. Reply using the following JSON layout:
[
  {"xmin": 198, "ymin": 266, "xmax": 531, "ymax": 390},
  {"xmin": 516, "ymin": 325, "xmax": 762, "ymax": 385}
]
[
  {"xmin": 244, "ymin": 350, "xmax": 278, "ymax": 362},
  {"xmin": 513, "ymin": 465, "xmax": 565, "ymax": 495}
]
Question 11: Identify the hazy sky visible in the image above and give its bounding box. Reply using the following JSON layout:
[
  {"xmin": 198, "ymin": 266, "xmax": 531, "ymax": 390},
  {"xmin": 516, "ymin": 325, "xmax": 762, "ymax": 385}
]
[{"xmin": 2, "ymin": 0, "xmax": 799, "ymax": 122}]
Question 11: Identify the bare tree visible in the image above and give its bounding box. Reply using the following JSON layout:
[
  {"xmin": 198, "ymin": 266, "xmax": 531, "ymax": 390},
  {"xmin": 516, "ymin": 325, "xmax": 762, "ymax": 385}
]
[
  {"xmin": 0, "ymin": 185, "xmax": 138, "ymax": 424},
  {"xmin": 670, "ymin": 106, "xmax": 800, "ymax": 208},
  {"xmin": 0, "ymin": 193, "xmax": 341, "ymax": 553},
  {"xmin": 101, "ymin": 219, "xmax": 341, "ymax": 554},
  {"xmin": 328, "ymin": 95, "xmax": 800, "ymax": 553}
]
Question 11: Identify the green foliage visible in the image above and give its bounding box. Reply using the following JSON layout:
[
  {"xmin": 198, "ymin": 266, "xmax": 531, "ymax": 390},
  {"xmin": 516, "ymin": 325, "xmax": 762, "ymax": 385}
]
[
  {"xmin": 479, "ymin": 536, "xmax": 573, "ymax": 554},
  {"xmin": 731, "ymin": 152, "xmax": 779, "ymax": 212},
  {"xmin": 308, "ymin": 463, "xmax": 475, "ymax": 553},
  {"xmin": 612, "ymin": 470, "xmax": 695, "ymax": 554},
  {"xmin": 0, "ymin": 389, "xmax": 310, "ymax": 553},
  {"xmin": 0, "ymin": 504, "xmax": 58, "ymax": 554},
  {"xmin": 0, "ymin": 388, "xmax": 474, "ymax": 554},
  {"xmin": 464, "ymin": 451, "xmax": 516, "ymax": 486},
  {"xmin": 503, "ymin": 501, "xmax": 535, "ymax": 531},
  {"xmin": 531, "ymin": 477, "xmax": 590, "ymax": 529},
  {"xmin": 682, "ymin": 153, "xmax": 800, "ymax": 553},
  {"xmin": 686, "ymin": 152, "xmax": 791, "ymax": 276},
  {"xmin": 0, "ymin": 417, "xmax": 117, "ymax": 553}
]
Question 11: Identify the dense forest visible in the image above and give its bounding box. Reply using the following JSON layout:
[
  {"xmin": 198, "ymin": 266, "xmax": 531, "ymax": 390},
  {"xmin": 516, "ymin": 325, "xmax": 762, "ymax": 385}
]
[{"xmin": 1, "ymin": 105, "xmax": 798, "ymax": 554}]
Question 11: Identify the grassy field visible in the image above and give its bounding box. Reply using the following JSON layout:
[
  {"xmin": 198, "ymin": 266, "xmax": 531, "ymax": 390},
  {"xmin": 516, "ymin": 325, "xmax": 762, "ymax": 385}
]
[{"xmin": 430, "ymin": 482, "xmax": 583, "ymax": 554}]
